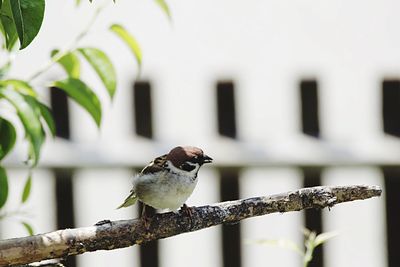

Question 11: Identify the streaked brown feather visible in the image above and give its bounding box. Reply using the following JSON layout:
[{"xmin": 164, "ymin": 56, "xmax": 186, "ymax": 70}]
[{"xmin": 140, "ymin": 154, "xmax": 168, "ymax": 174}]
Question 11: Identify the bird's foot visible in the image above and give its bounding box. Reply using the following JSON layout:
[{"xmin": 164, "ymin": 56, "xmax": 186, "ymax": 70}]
[
  {"xmin": 94, "ymin": 219, "xmax": 112, "ymax": 226},
  {"xmin": 180, "ymin": 203, "xmax": 195, "ymax": 228},
  {"xmin": 140, "ymin": 204, "xmax": 154, "ymax": 230},
  {"xmin": 141, "ymin": 213, "xmax": 152, "ymax": 230}
]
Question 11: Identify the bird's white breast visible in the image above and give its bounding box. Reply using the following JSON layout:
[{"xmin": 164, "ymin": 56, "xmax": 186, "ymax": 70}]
[{"xmin": 132, "ymin": 162, "xmax": 199, "ymax": 210}]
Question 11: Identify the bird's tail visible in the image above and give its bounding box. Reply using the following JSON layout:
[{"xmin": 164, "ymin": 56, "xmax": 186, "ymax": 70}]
[{"xmin": 117, "ymin": 190, "xmax": 137, "ymax": 209}]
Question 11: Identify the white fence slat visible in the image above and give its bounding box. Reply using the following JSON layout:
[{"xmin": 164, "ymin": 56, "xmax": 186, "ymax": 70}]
[
  {"xmin": 322, "ymin": 167, "xmax": 386, "ymax": 267},
  {"xmin": 240, "ymin": 168, "xmax": 303, "ymax": 267},
  {"xmin": 73, "ymin": 169, "xmax": 139, "ymax": 267},
  {"xmin": 159, "ymin": 169, "xmax": 222, "ymax": 267}
]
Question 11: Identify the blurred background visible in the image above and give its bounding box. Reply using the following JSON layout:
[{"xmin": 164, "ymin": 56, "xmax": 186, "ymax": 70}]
[{"xmin": 0, "ymin": 0, "xmax": 398, "ymax": 266}]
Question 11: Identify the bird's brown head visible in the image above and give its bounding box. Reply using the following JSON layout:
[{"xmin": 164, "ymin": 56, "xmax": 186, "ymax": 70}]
[{"xmin": 167, "ymin": 146, "xmax": 213, "ymax": 171}]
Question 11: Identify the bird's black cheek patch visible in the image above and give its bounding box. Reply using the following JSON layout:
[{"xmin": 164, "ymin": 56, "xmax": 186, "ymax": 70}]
[{"xmin": 180, "ymin": 163, "xmax": 196, "ymax": 172}]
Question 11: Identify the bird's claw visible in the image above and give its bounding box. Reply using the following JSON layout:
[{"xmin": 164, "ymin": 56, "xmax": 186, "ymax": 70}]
[
  {"xmin": 140, "ymin": 204, "xmax": 153, "ymax": 230},
  {"xmin": 180, "ymin": 203, "xmax": 195, "ymax": 228},
  {"xmin": 141, "ymin": 215, "xmax": 151, "ymax": 230},
  {"xmin": 95, "ymin": 219, "xmax": 112, "ymax": 226}
]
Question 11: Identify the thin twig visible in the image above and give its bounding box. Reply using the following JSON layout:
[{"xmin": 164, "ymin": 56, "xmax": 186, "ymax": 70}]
[
  {"xmin": 0, "ymin": 185, "xmax": 382, "ymax": 267},
  {"xmin": 27, "ymin": 3, "xmax": 107, "ymax": 82}
]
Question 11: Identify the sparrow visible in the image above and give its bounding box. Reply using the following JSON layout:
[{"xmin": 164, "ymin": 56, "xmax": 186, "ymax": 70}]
[{"xmin": 117, "ymin": 146, "xmax": 213, "ymax": 212}]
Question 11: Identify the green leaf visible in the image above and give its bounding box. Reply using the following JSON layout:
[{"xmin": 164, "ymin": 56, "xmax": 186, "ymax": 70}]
[
  {"xmin": 0, "ymin": 117, "xmax": 17, "ymax": 160},
  {"xmin": 21, "ymin": 173, "xmax": 32, "ymax": 203},
  {"xmin": 51, "ymin": 50, "xmax": 80, "ymax": 79},
  {"xmin": 0, "ymin": 0, "xmax": 19, "ymax": 50},
  {"xmin": 21, "ymin": 221, "xmax": 34, "ymax": 235},
  {"xmin": 154, "ymin": 0, "xmax": 171, "ymax": 20},
  {"xmin": 302, "ymin": 228, "xmax": 312, "ymax": 239},
  {"xmin": 314, "ymin": 231, "xmax": 338, "ymax": 247},
  {"xmin": 77, "ymin": 48, "xmax": 117, "ymax": 99},
  {"xmin": 0, "ymin": 62, "xmax": 11, "ymax": 79},
  {"xmin": 10, "ymin": 0, "xmax": 45, "ymax": 49},
  {"xmin": 12, "ymin": 92, "xmax": 54, "ymax": 138},
  {"xmin": 0, "ymin": 87, "xmax": 44, "ymax": 166},
  {"xmin": 37, "ymin": 102, "xmax": 55, "ymax": 137},
  {"xmin": 0, "ymin": 17, "xmax": 6, "ymax": 43},
  {"xmin": 7, "ymin": 86, "xmax": 54, "ymax": 138},
  {"xmin": 51, "ymin": 78, "xmax": 102, "ymax": 127},
  {"xmin": 21, "ymin": 95, "xmax": 48, "ymax": 163},
  {"xmin": 110, "ymin": 24, "xmax": 142, "ymax": 69},
  {"xmin": 0, "ymin": 167, "xmax": 8, "ymax": 209},
  {"xmin": 0, "ymin": 79, "xmax": 37, "ymax": 97}
]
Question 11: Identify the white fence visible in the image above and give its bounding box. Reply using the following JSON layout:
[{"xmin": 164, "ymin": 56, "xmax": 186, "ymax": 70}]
[{"xmin": 1, "ymin": 77, "xmax": 391, "ymax": 267}]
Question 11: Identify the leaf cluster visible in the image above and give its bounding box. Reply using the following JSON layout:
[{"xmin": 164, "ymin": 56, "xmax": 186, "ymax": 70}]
[{"xmin": 0, "ymin": 0, "xmax": 172, "ymax": 232}]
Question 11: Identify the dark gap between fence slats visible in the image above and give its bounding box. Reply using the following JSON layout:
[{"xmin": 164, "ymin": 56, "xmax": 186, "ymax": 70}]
[
  {"xmin": 216, "ymin": 81, "xmax": 237, "ymax": 138},
  {"xmin": 135, "ymin": 168, "xmax": 159, "ymax": 267},
  {"xmin": 54, "ymin": 170, "xmax": 75, "ymax": 267},
  {"xmin": 220, "ymin": 169, "xmax": 242, "ymax": 267},
  {"xmin": 138, "ymin": 201, "xmax": 159, "ymax": 267},
  {"xmin": 382, "ymin": 167, "xmax": 400, "ymax": 267},
  {"xmin": 302, "ymin": 167, "xmax": 324, "ymax": 267},
  {"xmin": 50, "ymin": 88, "xmax": 76, "ymax": 267},
  {"xmin": 134, "ymin": 81, "xmax": 153, "ymax": 138},
  {"xmin": 382, "ymin": 81, "xmax": 400, "ymax": 266},
  {"xmin": 299, "ymin": 80, "xmax": 323, "ymax": 267},
  {"xmin": 300, "ymin": 80, "xmax": 320, "ymax": 138},
  {"xmin": 133, "ymin": 81, "xmax": 158, "ymax": 267},
  {"xmin": 50, "ymin": 87, "xmax": 70, "ymax": 139},
  {"xmin": 382, "ymin": 80, "xmax": 400, "ymax": 137},
  {"xmin": 216, "ymin": 81, "xmax": 241, "ymax": 267}
]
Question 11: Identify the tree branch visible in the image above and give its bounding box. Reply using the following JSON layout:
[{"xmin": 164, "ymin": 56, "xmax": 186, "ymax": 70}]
[{"xmin": 0, "ymin": 185, "xmax": 381, "ymax": 267}]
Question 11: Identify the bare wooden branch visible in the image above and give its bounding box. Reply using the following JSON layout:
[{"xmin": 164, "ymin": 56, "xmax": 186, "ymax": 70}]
[{"xmin": 0, "ymin": 185, "xmax": 381, "ymax": 267}]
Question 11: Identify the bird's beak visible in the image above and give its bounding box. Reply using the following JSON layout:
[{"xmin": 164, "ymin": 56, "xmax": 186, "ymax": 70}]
[{"xmin": 202, "ymin": 155, "xmax": 213, "ymax": 164}]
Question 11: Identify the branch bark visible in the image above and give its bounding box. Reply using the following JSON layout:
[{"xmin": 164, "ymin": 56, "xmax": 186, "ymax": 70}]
[{"xmin": 0, "ymin": 185, "xmax": 382, "ymax": 267}]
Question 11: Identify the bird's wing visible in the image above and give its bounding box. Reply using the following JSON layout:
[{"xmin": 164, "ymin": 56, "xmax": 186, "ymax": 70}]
[
  {"xmin": 116, "ymin": 189, "xmax": 137, "ymax": 209},
  {"xmin": 140, "ymin": 154, "xmax": 168, "ymax": 174},
  {"xmin": 117, "ymin": 154, "xmax": 167, "ymax": 209}
]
